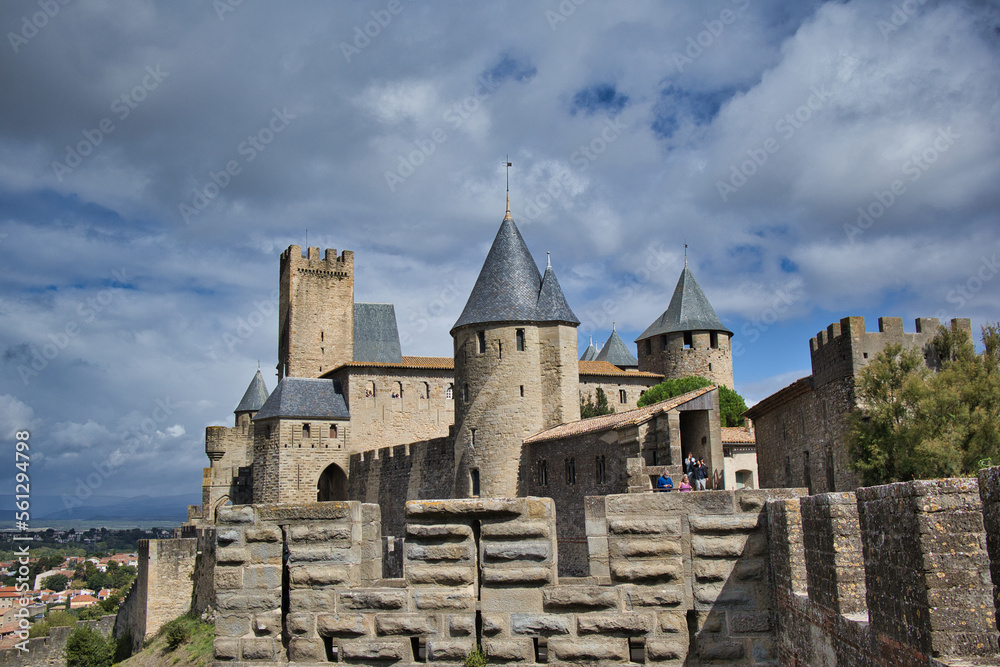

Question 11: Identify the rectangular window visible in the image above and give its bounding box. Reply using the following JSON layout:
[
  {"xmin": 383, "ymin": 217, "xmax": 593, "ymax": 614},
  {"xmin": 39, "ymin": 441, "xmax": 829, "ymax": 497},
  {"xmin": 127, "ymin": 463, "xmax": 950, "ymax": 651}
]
[
  {"xmin": 646, "ymin": 339, "xmax": 652, "ymax": 355},
  {"xmin": 516, "ymin": 328, "xmax": 525, "ymax": 351},
  {"xmin": 520, "ymin": 385, "xmax": 524, "ymax": 397},
  {"xmin": 565, "ymin": 458, "xmax": 576, "ymax": 485},
  {"xmin": 470, "ymin": 469, "xmax": 480, "ymax": 497},
  {"xmin": 619, "ymin": 389, "xmax": 627, "ymax": 404},
  {"xmin": 596, "ymin": 455, "xmax": 606, "ymax": 484},
  {"xmin": 710, "ymin": 332, "xmax": 718, "ymax": 348},
  {"xmin": 302, "ymin": 423, "xmax": 311, "ymax": 438},
  {"xmin": 498, "ymin": 340, "xmax": 502, "ymax": 359},
  {"xmin": 463, "ymin": 384, "xmax": 469, "ymax": 403},
  {"xmin": 683, "ymin": 331, "xmax": 693, "ymax": 349},
  {"xmin": 538, "ymin": 459, "xmax": 548, "ymax": 486},
  {"xmin": 477, "ymin": 331, "xmax": 486, "ymax": 353},
  {"xmin": 470, "ymin": 428, "xmax": 476, "ymax": 446}
]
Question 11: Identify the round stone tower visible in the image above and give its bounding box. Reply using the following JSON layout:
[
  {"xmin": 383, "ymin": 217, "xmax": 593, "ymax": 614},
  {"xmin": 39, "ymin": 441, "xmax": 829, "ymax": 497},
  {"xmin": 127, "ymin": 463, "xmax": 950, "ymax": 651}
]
[
  {"xmin": 635, "ymin": 260, "xmax": 734, "ymax": 389},
  {"xmin": 451, "ymin": 208, "xmax": 580, "ymax": 498}
]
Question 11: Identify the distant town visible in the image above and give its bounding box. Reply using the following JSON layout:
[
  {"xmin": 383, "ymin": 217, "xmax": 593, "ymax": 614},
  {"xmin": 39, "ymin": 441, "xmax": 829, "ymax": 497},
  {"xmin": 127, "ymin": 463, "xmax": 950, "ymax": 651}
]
[{"xmin": 0, "ymin": 527, "xmax": 173, "ymax": 650}]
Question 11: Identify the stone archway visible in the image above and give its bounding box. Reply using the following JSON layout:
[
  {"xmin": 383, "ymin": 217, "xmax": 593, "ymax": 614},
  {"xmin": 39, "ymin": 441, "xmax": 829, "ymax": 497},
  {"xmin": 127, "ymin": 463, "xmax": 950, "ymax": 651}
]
[{"xmin": 317, "ymin": 463, "xmax": 348, "ymax": 501}]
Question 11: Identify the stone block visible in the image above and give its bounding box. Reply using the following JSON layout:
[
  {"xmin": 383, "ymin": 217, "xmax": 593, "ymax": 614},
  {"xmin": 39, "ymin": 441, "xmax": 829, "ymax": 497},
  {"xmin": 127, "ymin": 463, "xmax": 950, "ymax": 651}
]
[
  {"xmin": 449, "ymin": 614, "xmax": 475, "ymax": 636},
  {"xmin": 611, "ymin": 537, "xmax": 683, "ymax": 558},
  {"xmin": 241, "ymin": 637, "xmax": 275, "ymax": 660},
  {"xmin": 249, "ymin": 542, "xmax": 282, "ymax": 564},
  {"xmin": 406, "ymin": 543, "xmax": 474, "ymax": 562},
  {"xmin": 577, "ymin": 612, "xmax": 655, "ymax": 635},
  {"xmin": 216, "ymin": 546, "xmax": 250, "ymax": 565},
  {"xmin": 216, "ymin": 590, "xmax": 281, "ymax": 613},
  {"xmin": 691, "ymin": 535, "xmax": 747, "ymax": 558},
  {"xmin": 482, "ymin": 614, "xmax": 505, "ymax": 636},
  {"xmin": 689, "ymin": 515, "xmax": 760, "ymax": 532},
  {"xmin": 607, "ymin": 518, "xmax": 682, "ymax": 535},
  {"xmin": 375, "ymin": 613, "xmax": 439, "ymax": 636},
  {"xmin": 696, "ymin": 638, "xmax": 745, "ymax": 660},
  {"xmin": 658, "ymin": 611, "xmax": 687, "ymax": 633},
  {"xmin": 482, "ymin": 541, "xmax": 551, "ymax": 562},
  {"xmin": 289, "ymin": 563, "xmax": 353, "ymax": 586},
  {"xmin": 623, "ymin": 586, "xmax": 685, "ymax": 608},
  {"xmin": 288, "ymin": 544, "xmax": 358, "ymax": 563},
  {"xmin": 510, "ymin": 613, "xmax": 571, "ymax": 636},
  {"xmin": 252, "ymin": 610, "xmax": 282, "ymax": 636},
  {"xmin": 427, "ymin": 639, "xmax": 475, "ymax": 661},
  {"xmin": 244, "ymin": 526, "xmax": 282, "ymax": 542},
  {"xmin": 482, "ymin": 638, "xmax": 532, "ymax": 662},
  {"xmin": 611, "ymin": 560, "xmax": 682, "ymax": 583},
  {"xmin": 216, "ymin": 613, "xmax": 251, "ymax": 638},
  {"xmin": 244, "ymin": 565, "xmax": 281, "ymax": 589},
  {"xmin": 288, "ymin": 523, "xmax": 352, "ymax": 544},
  {"xmin": 693, "ymin": 559, "xmax": 735, "ymax": 582},
  {"xmin": 216, "ymin": 528, "xmax": 242, "ymax": 545},
  {"xmin": 694, "ymin": 582, "xmax": 752, "ymax": 608},
  {"xmin": 340, "ymin": 639, "xmax": 407, "ymax": 661},
  {"xmin": 339, "ymin": 589, "xmax": 407, "ymax": 610},
  {"xmin": 288, "ymin": 637, "xmax": 324, "ymax": 662},
  {"xmin": 214, "ymin": 567, "xmax": 243, "ymax": 590},
  {"xmin": 217, "ymin": 506, "xmax": 255, "ymax": 524},
  {"xmin": 549, "ymin": 637, "xmax": 628, "ymax": 662},
  {"xmin": 407, "ymin": 564, "xmax": 475, "ymax": 585},
  {"xmin": 214, "ymin": 638, "xmax": 240, "ymax": 660},
  {"xmin": 481, "ymin": 520, "xmax": 549, "ymax": 538},
  {"xmin": 752, "ymin": 637, "xmax": 778, "ymax": 664},
  {"xmin": 481, "ymin": 566, "xmax": 551, "ymax": 584},
  {"xmin": 317, "ymin": 613, "xmax": 367, "ymax": 636},
  {"xmin": 286, "ymin": 612, "xmax": 315, "ymax": 636},
  {"xmin": 414, "ymin": 589, "xmax": 475, "ymax": 611},
  {"xmin": 289, "ymin": 588, "xmax": 335, "ymax": 612},
  {"xmin": 543, "ymin": 586, "xmax": 618, "ymax": 610},
  {"xmin": 259, "ymin": 501, "xmax": 356, "ymax": 521},
  {"xmin": 406, "ymin": 523, "xmax": 473, "ymax": 539}
]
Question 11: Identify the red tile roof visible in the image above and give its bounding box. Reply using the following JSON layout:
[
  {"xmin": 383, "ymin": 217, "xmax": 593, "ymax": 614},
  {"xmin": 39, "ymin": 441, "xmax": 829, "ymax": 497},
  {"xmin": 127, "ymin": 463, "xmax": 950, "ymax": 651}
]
[
  {"xmin": 578, "ymin": 360, "xmax": 663, "ymax": 379},
  {"xmin": 524, "ymin": 386, "xmax": 716, "ymax": 444},
  {"xmin": 721, "ymin": 427, "xmax": 756, "ymax": 444}
]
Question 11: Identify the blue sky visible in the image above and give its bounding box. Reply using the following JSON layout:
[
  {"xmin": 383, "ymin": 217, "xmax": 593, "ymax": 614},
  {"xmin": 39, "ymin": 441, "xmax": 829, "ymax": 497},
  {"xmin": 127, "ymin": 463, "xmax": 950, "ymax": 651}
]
[{"xmin": 1, "ymin": 0, "xmax": 998, "ymax": 504}]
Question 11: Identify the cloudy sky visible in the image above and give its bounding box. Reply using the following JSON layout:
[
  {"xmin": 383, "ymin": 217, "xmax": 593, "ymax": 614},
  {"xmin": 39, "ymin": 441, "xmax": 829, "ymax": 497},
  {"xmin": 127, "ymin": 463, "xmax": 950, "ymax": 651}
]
[{"xmin": 1, "ymin": 0, "xmax": 998, "ymax": 507}]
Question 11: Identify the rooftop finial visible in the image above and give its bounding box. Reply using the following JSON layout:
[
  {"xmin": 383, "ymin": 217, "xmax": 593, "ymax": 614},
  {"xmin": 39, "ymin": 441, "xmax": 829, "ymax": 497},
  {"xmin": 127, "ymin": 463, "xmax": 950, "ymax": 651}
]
[
  {"xmin": 546, "ymin": 251, "xmax": 551, "ymax": 268},
  {"xmin": 612, "ymin": 321, "xmax": 616, "ymax": 332},
  {"xmin": 684, "ymin": 242, "xmax": 688, "ymax": 266},
  {"xmin": 504, "ymin": 155, "xmax": 512, "ymax": 220}
]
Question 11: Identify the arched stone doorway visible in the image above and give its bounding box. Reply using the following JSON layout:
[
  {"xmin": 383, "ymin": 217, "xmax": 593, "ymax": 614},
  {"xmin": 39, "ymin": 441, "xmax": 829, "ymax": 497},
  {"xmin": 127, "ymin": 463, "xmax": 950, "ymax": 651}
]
[{"xmin": 317, "ymin": 463, "xmax": 348, "ymax": 501}]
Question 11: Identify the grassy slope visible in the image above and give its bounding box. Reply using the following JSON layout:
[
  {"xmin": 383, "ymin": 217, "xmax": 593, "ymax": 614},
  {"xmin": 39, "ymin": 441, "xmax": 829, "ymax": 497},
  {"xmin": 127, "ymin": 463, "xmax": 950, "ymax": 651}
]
[{"xmin": 116, "ymin": 616, "xmax": 213, "ymax": 667}]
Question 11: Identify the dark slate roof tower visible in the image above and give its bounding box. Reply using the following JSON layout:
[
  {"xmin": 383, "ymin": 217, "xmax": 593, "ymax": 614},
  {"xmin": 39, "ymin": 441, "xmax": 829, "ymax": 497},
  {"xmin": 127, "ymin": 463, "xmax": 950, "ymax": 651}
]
[
  {"xmin": 235, "ymin": 370, "xmax": 270, "ymax": 416},
  {"xmin": 580, "ymin": 335, "xmax": 598, "ymax": 361},
  {"xmin": 451, "ymin": 206, "xmax": 581, "ymax": 499},
  {"xmin": 636, "ymin": 259, "xmax": 734, "ymax": 389},
  {"xmin": 595, "ymin": 324, "xmax": 639, "ymax": 369}
]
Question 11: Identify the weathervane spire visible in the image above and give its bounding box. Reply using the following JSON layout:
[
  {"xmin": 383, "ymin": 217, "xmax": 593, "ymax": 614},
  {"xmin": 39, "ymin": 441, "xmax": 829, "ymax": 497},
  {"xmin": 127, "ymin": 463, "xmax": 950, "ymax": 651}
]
[
  {"xmin": 684, "ymin": 242, "xmax": 688, "ymax": 266},
  {"xmin": 504, "ymin": 155, "xmax": 512, "ymax": 220},
  {"xmin": 546, "ymin": 251, "xmax": 551, "ymax": 268}
]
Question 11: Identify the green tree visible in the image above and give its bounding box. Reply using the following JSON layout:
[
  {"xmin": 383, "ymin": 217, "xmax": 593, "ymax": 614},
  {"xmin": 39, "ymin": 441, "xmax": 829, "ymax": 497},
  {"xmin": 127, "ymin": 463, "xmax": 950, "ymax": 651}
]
[
  {"xmin": 637, "ymin": 376, "xmax": 749, "ymax": 427},
  {"xmin": 848, "ymin": 324, "xmax": 1000, "ymax": 484},
  {"xmin": 580, "ymin": 387, "xmax": 615, "ymax": 418},
  {"xmin": 41, "ymin": 574, "xmax": 68, "ymax": 591},
  {"xmin": 64, "ymin": 625, "xmax": 113, "ymax": 667}
]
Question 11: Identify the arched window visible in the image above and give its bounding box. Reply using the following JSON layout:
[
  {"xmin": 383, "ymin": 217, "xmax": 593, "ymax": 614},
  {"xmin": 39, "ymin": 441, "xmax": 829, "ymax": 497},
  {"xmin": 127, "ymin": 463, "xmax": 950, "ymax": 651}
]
[
  {"xmin": 366, "ymin": 380, "xmax": 376, "ymax": 398},
  {"xmin": 317, "ymin": 463, "xmax": 348, "ymax": 501},
  {"xmin": 422, "ymin": 382, "xmax": 430, "ymax": 400},
  {"xmin": 392, "ymin": 381, "xmax": 403, "ymax": 399},
  {"xmin": 446, "ymin": 383, "xmax": 453, "ymax": 400},
  {"xmin": 329, "ymin": 424, "xmax": 337, "ymax": 439},
  {"xmin": 302, "ymin": 423, "xmax": 311, "ymax": 439}
]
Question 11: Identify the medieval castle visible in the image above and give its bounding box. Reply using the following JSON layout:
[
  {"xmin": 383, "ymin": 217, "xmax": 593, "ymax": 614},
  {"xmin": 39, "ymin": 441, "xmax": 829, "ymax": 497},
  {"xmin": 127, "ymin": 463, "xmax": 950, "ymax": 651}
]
[{"xmin": 56, "ymin": 200, "xmax": 996, "ymax": 667}]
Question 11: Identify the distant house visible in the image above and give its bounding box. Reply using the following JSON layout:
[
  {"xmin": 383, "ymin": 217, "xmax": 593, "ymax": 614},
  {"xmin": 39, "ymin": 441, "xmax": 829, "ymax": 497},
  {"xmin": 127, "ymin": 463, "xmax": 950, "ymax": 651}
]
[{"xmin": 69, "ymin": 594, "xmax": 98, "ymax": 609}]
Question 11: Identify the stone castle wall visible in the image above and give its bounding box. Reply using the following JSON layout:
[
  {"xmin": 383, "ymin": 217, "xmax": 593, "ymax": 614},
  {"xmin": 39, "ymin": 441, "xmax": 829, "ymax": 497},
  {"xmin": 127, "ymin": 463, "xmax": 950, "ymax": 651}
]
[
  {"xmin": 578, "ymin": 373, "xmax": 659, "ymax": 412},
  {"xmin": 333, "ymin": 367, "xmax": 454, "ymax": 452},
  {"xmin": 211, "ymin": 490, "xmax": 803, "ymax": 666},
  {"xmin": 537, "ymin": 323, "xmax": 580, "ymax": 428},
  {"xmin": 0, "ymin": 616, "xmax": 116, "ymax": 667},
  {"xmin": 279, "ymin": 246, "xmax": 354, "ymax": 379},
  {"xmin": 768, "ymin": 476, "xmax": 997, "ymax": 665},
  {"xmin": 638, "ymin": 331, "xmax": 734, "ymax": 390}
]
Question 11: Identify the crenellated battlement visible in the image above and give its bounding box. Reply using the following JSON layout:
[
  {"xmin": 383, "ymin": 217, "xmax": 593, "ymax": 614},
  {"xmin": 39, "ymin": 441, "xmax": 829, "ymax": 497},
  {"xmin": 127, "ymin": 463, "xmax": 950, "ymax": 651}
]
[
  {"xmin": 280, "ymin": 245, "xmax": 354, "ymax": 275},
  {"xmin": 808, "ymin": 315, "xmax": 972, "ymax": 387}
]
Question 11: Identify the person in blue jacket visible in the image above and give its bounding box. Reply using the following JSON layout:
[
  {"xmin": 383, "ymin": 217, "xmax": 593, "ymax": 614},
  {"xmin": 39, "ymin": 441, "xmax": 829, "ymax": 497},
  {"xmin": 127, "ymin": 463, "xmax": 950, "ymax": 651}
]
[{"xmin": 655, "ymin": 473, "xmax": 673, "ymax": 492}]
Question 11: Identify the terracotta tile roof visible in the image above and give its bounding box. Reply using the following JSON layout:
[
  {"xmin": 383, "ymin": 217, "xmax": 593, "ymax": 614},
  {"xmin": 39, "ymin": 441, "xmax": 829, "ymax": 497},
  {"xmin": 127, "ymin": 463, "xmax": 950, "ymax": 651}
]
[
  {"xmin": 578, "ymin": 360, "xmax": 662, "ymax": 379},
  {"xmin": 721, "ymin": 427, "xmax": 756, "ymax": 444},
  {"xmin": 327, "ymin": 356, "xmax": 455, "ymax": 373},
  {"xmin": 743, "ymin": 376, "xmax": 813, "ymax": 419},
  {"xmin": 524, "ymin": 386, "xmax": 716, "ymax": 444}
]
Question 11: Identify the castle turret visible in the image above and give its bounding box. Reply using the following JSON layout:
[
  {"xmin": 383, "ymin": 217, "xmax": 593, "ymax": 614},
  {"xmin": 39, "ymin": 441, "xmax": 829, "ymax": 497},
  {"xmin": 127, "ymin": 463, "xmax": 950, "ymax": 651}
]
[
  {"xmin": 635, "ymin": 261, "xmax": 734, "ymax": 389},
  {"xmin": 278, "ymin": 245, "xmax": 354, "ymax": 380},
  {"xmin": 580, "ymin": 336, "xmax": 598, "ymax": 361},
  {"xmin": 451, "ymin": 210, "xmax": 580, "ymax": 498},
  {"xmin": 595, "ymin": 323, "xmax": 638, "ymax": 370},
  {"xmin": 234, "ymin": 369, "xmax": 269, "ymax": 434}
]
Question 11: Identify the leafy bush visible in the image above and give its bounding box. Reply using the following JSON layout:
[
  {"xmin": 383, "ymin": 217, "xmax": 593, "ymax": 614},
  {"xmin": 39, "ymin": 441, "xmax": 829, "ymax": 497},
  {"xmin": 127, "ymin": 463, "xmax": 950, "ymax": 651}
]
[
  {"xmin": 28, "ymin": 621, "xmax": 49, "ymax": 638},
  {"xmin": 46, "ymin": 610, "xmax": 77, "ymax": 627},
  {"xmin": 64, "ymin": 625, "xmax": 113, "ymax": 667},
  {"xmin": 162, "ymin": 617, "xmax": 192, "ymax": 651},
  {"xmin": 637, "ymin": 376, "xmax": 748, "ymax": 426}
]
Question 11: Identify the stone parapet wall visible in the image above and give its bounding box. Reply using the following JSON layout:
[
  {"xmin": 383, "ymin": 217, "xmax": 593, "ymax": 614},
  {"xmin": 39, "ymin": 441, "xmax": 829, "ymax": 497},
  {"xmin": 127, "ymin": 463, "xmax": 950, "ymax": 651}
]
[
  {"xmin": 769, "ymin": 475, "xmax": 999, "ymax": 666},
  {"xmin": 0, "ymin": 616, "xmax": 115, "ymax": 667},
  {"xmin": 979, "ymin": 465, "xmax": 1000, "ymax": 637}
]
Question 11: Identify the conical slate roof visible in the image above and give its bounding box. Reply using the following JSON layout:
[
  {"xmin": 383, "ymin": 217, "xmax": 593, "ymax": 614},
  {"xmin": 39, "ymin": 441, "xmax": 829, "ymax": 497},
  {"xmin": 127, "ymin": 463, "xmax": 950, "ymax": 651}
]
[
  {"xmin": 596, "ymin": 327, "xmax": 638, "ymax": 367},
  {"xmin": 637, "ymin": 263, "xmax": 732, "ymax": 341},
  {"xmin": 580, "ymin": 336, "xmax": 598, "ymax": 361},
  {"xmin": 252, "ymin": 377, "xmax": 349, "ymax": 421},
  {"xmin": 452, "ymin": 215, "xmax": 579, "ymax": 333},
  {"xmin": 234, "ymin": 370, "xmax": 269, "ymax": 413}
]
